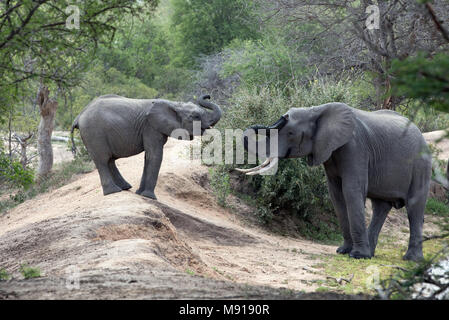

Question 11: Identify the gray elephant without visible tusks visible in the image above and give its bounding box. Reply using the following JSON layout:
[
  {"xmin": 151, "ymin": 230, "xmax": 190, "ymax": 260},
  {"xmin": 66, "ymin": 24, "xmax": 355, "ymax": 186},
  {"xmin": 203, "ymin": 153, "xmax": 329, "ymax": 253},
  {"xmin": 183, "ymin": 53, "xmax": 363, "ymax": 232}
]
[
  {"xmin": 238, "ymin": 103, "xmax": 431, "ymax": 261},
  {"xmin": 71, "ymin": 94, "xmax": 222, "ymax": 200}
]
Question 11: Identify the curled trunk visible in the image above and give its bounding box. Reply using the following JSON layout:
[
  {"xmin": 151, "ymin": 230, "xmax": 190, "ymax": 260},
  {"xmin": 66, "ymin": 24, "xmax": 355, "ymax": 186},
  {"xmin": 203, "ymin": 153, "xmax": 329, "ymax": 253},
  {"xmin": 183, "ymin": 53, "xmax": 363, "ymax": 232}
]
[{"xmin": 198, "ymin": 94, "xmax": 222, "ymax": 127}]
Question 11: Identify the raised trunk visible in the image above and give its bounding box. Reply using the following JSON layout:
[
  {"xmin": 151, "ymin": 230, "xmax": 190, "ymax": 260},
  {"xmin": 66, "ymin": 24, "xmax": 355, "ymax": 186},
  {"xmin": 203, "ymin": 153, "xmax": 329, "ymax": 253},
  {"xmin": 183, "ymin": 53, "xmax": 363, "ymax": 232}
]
[
  {"xmin": 198, "ymin": 95, "xmax": 222, "ymax": 127},
  {"xmin": 37, "ymin": 86, "xmax": 58, "ymax": 180}
]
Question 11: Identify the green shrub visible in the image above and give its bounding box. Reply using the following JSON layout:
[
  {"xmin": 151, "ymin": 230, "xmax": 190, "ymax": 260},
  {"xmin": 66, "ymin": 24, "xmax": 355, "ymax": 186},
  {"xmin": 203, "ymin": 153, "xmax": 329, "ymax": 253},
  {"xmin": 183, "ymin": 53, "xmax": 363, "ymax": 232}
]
[
  {"xmin": 209, "ymin": 167, "xmax": 231, "ymax": 207},
  {"xmin": 20, "ymin": 264, "xmax": 41, "ymax": 279},
  {"xmin": 250, "ymin": 158, "xmax": 333, "ymax": 222},
  {"xmin": 0, "ymin": 268, "xmax": 10, "ymax": 280},
  {"xmin": 0, "ymin": 151, "xmax": 34, "ymax": 189},
  {"xmin": 221, "ymin": 37, "xmax": 307, "ymax": 88},
  {"xmin": 426, "ymin": 198, "xmax": 449, "ymax": 217}
]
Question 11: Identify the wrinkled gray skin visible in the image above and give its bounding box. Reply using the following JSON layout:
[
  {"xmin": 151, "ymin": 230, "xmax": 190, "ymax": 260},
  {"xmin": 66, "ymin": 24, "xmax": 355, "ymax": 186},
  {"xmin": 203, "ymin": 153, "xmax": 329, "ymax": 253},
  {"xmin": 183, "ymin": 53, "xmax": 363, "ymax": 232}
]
[
  {"xmin": 71, "ymin": 94, "xmax": 222, "ymax": 200},
  {"xmin": 243, "ymin": 103, "xmax": 431, "ymax": 261}
]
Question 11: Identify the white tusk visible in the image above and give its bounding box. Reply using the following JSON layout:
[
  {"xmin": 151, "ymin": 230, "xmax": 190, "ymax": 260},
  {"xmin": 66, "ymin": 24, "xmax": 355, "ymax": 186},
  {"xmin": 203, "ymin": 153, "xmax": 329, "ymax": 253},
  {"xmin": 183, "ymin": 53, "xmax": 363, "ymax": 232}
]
[
  {"xmin": 246, "ymin": 157, "xmax": 279, "ymax": 175},
  {"xmin": 235, "ymin": 158, "xmax": 271, "ymax": 173}
]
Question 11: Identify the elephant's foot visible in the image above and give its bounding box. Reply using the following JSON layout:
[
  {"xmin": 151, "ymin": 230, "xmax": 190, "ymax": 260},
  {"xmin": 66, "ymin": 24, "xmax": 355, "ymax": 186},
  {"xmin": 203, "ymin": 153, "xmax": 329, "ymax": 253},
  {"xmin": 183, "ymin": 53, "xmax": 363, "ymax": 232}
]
[
  {"xmin": 349, "ymin": 248, "xmax": 372, "ymax": 259},
  {"xmin": 336, "ymin": 242, "xmax": 353, "ymax": 254},
  {"xmin": 118, "ymin": 182, "xmax": 132, "ymax": 190},
  {"xmin": 403, "ymin": 248, "xmax": 424, "ymax": 262},
  {"xmin": 139, "ymin": 189, "xmax": 157, "ymax": 200},
  {"xmin": 102, "ymin": 184, "xmax": 122, "ymax": 196}
]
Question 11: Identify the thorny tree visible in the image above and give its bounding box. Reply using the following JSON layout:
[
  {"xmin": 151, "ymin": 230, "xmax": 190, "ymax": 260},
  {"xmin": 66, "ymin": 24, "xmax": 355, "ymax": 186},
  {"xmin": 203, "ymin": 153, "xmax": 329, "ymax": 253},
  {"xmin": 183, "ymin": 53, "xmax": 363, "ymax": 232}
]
[{"xmin": 259, "ymin": 0, "xmax": 449, "ymax": 109}]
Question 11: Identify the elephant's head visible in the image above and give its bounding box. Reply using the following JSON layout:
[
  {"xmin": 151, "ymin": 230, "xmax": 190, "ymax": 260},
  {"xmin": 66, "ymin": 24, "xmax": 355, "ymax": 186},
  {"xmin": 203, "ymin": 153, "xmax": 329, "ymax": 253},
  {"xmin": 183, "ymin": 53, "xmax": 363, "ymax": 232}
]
[
  {"xmin": 238, "ymin": 103, "xmax": 355, "ymax": 174},
  {"xmin": 147, "ymin": 94, "xmax": 222, "ymax": 139}
]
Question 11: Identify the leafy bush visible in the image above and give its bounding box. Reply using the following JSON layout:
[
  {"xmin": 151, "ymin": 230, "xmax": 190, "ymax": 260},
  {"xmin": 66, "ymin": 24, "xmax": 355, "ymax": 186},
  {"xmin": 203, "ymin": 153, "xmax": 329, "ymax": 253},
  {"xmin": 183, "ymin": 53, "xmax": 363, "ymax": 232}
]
[
  {"xmin": 0, "ymin": 151, "xmax": 34, "ymax": 189},
  {"xmin": 20, "ymin": 264, "xmax": 41, "ymax": 279},
  {"xmin": 221, "ymin": 37, "xmax": 307, "ymax": 88},
  {"xmin": 426, "ymin": 198, "xmax": 449, "ymax": 217},
  {"xmin": 250, "ymin": 158, "xmax": 333, "ymax": 222},
  {"xmin": 170, "ymin": 0, "xmax": 260, "ymax": 67},
  {"xmin": 209, "ymin": 167, "xmax": 231, "ymax": 207},
  {"xmin": 0, "ymin": 268, "xmax": 10, "ymax": 280}
]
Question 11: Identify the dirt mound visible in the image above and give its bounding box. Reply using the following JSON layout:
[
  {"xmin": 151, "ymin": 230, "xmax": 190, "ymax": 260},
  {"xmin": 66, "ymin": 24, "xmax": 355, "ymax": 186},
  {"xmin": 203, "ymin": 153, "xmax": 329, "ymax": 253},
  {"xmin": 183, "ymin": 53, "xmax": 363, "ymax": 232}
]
[{"xmin": 0, "ymin": 192, "xmax": 210, "ymax": 279}]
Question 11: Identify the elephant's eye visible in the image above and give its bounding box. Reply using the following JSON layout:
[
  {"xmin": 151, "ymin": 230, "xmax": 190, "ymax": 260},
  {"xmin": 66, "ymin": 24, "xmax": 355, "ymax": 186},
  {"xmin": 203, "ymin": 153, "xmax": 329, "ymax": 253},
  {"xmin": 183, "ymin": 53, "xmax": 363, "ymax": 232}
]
[{"xmin": 288, "ymin": 131, "xmax": 294, "ymax": 136}]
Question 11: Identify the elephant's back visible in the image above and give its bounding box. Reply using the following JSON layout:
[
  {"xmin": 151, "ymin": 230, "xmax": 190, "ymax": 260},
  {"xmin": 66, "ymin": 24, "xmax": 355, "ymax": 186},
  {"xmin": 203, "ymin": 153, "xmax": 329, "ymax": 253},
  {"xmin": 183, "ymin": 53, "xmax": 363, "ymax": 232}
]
[
  {"xmin": 355, "ymin": 108, "xmax": 428, "ymax": 154},
  {"xmin": 77, "ymin": 96, "xmax": 146, "ymax": 157}
]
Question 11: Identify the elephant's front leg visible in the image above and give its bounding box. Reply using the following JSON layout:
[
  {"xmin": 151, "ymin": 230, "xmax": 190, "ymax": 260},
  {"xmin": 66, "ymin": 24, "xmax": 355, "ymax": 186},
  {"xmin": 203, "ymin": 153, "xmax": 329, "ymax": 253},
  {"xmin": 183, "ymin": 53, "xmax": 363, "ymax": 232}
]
[
  {"xmin": 138, "ymin": 135, "xmax": 167, "ymax": 200},
  {"xmin": 342, "ymin": 181, "xmax": 371, "ymax": 259},
  {"xmin": 327, "ymin": 177, "xmax": 352, "ymax": 254}
]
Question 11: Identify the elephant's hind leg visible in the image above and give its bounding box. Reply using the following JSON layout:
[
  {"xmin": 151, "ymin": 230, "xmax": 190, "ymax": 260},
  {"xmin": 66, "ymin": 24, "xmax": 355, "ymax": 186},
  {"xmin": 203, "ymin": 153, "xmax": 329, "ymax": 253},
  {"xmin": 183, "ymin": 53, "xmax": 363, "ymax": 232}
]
[
  {"xmin": 368, "ymin": 199, "xmax": 392, "ymax": 257},
  {"xmin": 94, "ymin": 158, "xmax": 122, "ymax": 195},
  {"xmin": 403, "ymin": 162, "xmax": 430, "ymax": 261},
  {"xmin": 403, "ymin": 195, "xmax": 426, "ymax": 261},
  {"xmin": 108, "ymin": 159, "xmax": 132, "ymax": 190}
]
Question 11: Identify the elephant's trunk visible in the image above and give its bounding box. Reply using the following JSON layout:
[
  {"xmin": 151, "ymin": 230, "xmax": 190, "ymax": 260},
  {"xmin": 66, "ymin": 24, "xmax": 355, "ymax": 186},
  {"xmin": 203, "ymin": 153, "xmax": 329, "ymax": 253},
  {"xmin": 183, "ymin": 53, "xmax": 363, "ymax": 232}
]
[
  {"xmin": 198, "ymin": 95, "xmax": 222, "ymax": 128},
  {"xmin": 237, "ymin": 116, "xmax": 288, "ymax": 175},
  {"xmin": 243, "ymin": 116, "xmax": 288, "ymax": 153}
]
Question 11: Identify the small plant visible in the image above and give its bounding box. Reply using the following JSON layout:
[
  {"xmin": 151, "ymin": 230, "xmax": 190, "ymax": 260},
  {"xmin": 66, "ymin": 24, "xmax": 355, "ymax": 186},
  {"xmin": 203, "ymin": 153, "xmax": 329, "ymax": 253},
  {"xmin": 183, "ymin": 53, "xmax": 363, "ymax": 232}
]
[
  {"xmin": 0, "ymin": 268, "xmax": 10, "ymax": 280},
  {"xmin": 209, "ymin": 167, "xmax": 231, "ymax": 207},
  {"xmin": 20, "ymin": 264, "xmax": 41, "ymax": 279},
  {"xmin": 185, "ymin": 268, "xmax": 195, "ymax": 276},
  {"xmin": 426, "ymin": 198, "xmax": 449, "ymax": 217},
  {"xmin": 0, "ymin": 151, "xmax": 34, "ymax": 189}
]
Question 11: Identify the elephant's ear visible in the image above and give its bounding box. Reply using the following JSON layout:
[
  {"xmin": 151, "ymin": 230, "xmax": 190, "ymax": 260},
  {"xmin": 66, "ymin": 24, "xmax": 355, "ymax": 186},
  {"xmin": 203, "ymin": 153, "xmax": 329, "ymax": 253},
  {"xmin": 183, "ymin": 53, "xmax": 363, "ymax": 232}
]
[
  {"xmin": 311, "ymin": 103, "xmax": 355, "ymax": 166},
  {"xmin": 146, "ymin": 101, "xmax": 182, "ymax": 136}
]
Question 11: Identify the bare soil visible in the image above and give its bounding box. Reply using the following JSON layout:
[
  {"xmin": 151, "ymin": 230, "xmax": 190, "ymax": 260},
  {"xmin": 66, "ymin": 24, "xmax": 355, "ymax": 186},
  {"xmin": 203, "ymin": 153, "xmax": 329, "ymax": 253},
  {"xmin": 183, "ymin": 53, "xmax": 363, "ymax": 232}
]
[{"xmin": 0, "ymin": 130, "xmax": 447, "ymax": 299}]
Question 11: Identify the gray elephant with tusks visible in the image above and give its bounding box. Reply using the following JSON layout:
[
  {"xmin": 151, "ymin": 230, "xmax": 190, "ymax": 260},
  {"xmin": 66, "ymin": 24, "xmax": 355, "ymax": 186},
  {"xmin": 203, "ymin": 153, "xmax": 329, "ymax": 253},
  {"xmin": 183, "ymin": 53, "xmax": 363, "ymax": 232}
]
[
  {"xmin": 71, "ymin": 94, "xmax": 222, "ymax": 200},
  {"xmin": 237, "ymin": 103, "xmax": 431, "ymax": 261}
]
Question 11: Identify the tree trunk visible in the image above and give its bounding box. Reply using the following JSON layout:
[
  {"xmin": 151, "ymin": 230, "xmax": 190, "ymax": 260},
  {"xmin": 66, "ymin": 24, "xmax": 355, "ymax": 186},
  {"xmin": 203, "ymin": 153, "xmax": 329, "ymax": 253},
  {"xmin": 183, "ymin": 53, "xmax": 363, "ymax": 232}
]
[{"xmin": 37, "ymin": 86, "xmax": 58, "ymax": 180}]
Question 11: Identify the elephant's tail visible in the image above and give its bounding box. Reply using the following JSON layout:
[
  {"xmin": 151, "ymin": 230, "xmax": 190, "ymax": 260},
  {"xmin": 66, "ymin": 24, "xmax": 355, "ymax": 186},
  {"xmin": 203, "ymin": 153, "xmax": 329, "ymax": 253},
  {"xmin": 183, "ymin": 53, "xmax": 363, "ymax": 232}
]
[{"xmin": 70, "ymin": 116, "xmax": 80, "ymax": 156}]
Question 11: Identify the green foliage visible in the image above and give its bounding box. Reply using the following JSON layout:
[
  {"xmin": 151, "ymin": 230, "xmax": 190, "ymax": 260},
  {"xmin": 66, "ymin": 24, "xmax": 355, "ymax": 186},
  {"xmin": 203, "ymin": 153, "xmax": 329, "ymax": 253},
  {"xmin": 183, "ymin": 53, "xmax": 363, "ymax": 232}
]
[
  {"xmin": 390, "ymin": 52, "xmax": 449, "ymax": 113},
  {"xmin": 97, "ymin": 16, "xmax": 190, "ymax": 96},
  {"xmin": 221, "ymin": 37, "xmax": 307, "ymax": 88},
  {"xmin": 251, "ymin": 158, "xmax": 332, "ymax": 223},
  {"xmin": 0, "ymin": 268, "xmax": 10, "ymax": 280},
  {"xmin": 426, "ymin": 198, "xmax": 449, "ymax": 217},
  {"xmin": 170, "ymin": 0, "xmax": 260, "ymax": 66},
  {"xmin": 0, "ymin": 0, "xmax": 158, "ymax": 122},
  {"xmin": 0, "ymin": 151, "xmax": 34, "ymax": 189},
  {"xmin": 209, "ymin": 167, "xmax": 231, "ymax": 207},
  {"xmin": 397, "ymin": 102, "xmax": 449, "ymax": 132},
  {"xmin": 20, "ymin": 264, "xmax": 41, "ymax": 279}
]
